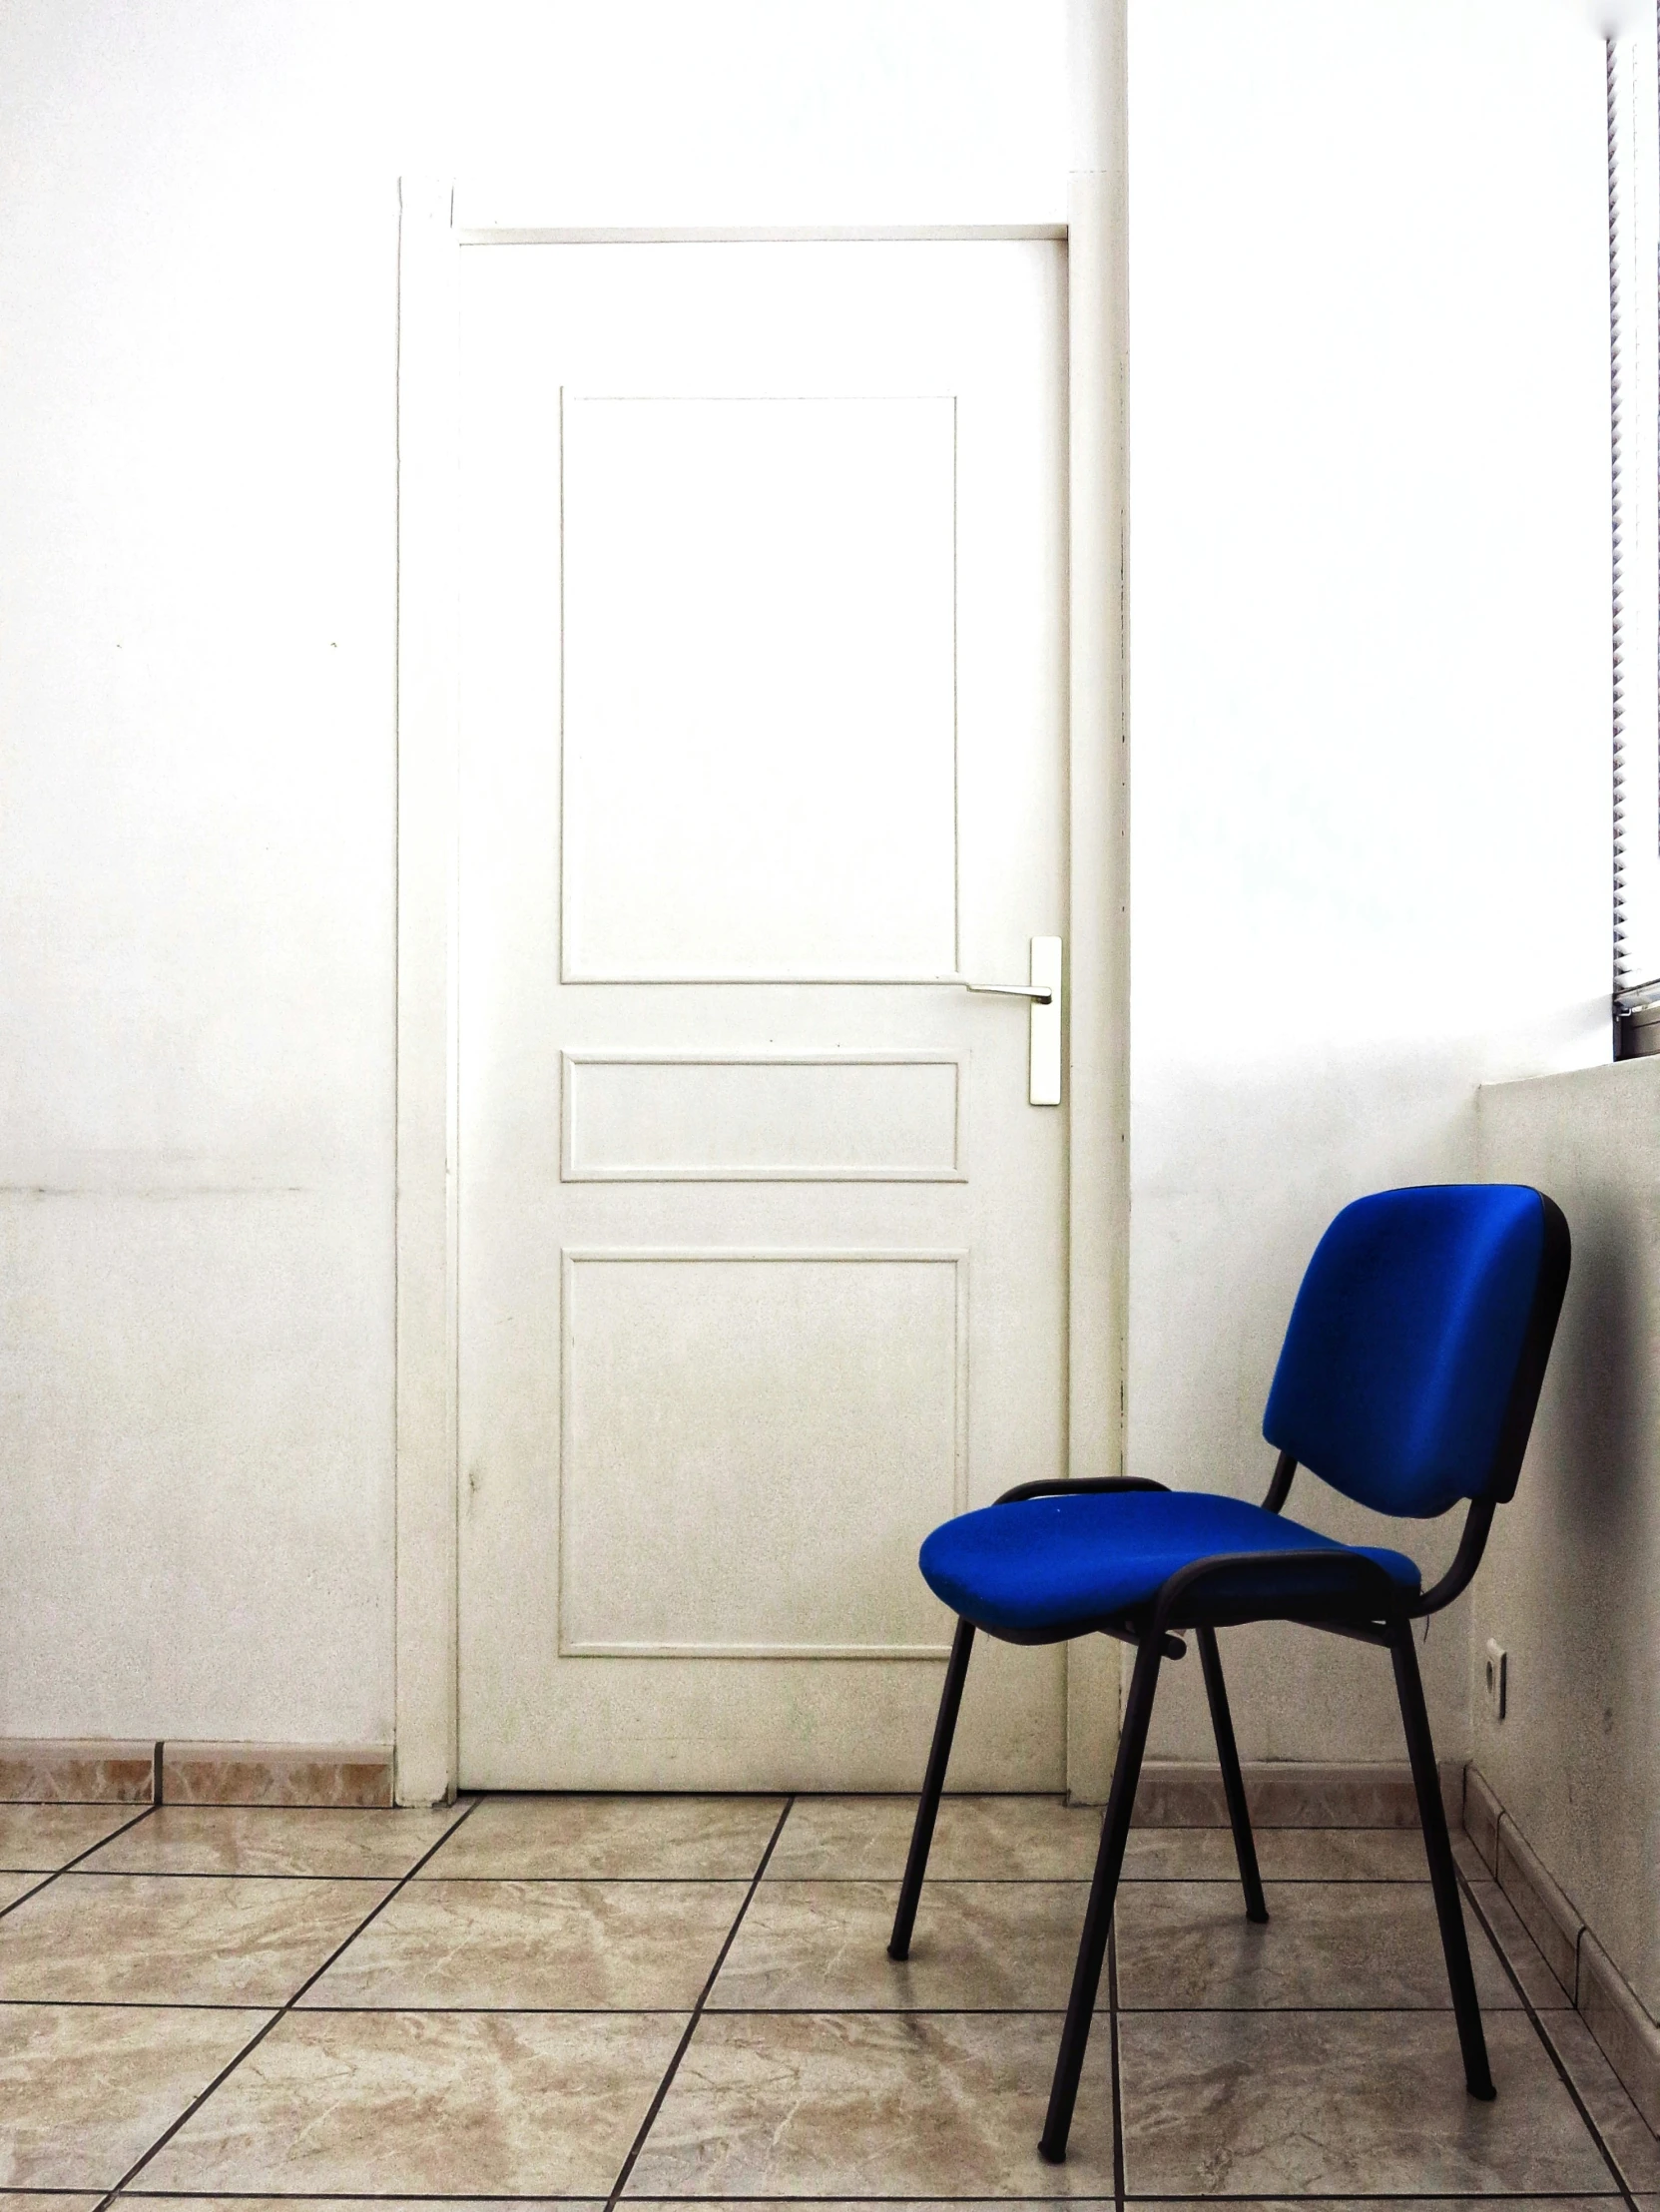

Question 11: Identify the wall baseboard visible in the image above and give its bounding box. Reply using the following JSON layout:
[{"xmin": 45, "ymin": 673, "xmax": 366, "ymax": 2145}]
[
  {"xmin": 0, "ymin": 1739, "xmax": 394, "ymax": 1808},
  {"xmin": 1467, "ymin": 1764, "xmax": 1660, "ymax": 2136},
  {"xmin": 1130, "ymin": 1758, "xmax": 1464, "ymax": 1830},
  {"xmin": 160, "ymin": 1742, "xmax": 394, "ymax": 1808},
  {"xmin": 0, "ymin": 1738, "xmax": 158, "ymax": 1803}
]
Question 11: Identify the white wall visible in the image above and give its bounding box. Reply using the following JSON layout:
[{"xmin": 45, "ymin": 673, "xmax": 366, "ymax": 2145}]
[
  {"xmin": 0, "ymin": 1, "xmax": 1070, "ymax": 1744},
  {"xmin": 1476, "ymin": 1059, "xmax": 1660, "ymax": 2015},
  {"xmin": 1126, "ymin": 0, "xmax": 1614, "ymax": 1759},
  {"xmin": 0, "ymin": 0, "xmax": 1616, "ymax": 1759},
  {"xmin": 0, "ymin": 3, "xmax": 410, "ymax": 1742}
]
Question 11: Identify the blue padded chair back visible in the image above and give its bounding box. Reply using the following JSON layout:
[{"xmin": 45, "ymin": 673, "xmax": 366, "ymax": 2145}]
[{"xmin": 1263, "ymin": 1184, "xmax": 1570, "ymax": 1518}]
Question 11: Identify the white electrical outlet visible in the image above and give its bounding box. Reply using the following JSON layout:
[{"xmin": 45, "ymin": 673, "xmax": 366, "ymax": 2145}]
[{"xmin": 1483, "ymin": 1638, "xmax": 1508, "ymax": 1723}]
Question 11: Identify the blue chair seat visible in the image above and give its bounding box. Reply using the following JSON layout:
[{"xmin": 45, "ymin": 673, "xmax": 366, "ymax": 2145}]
[{"xmin": 918, "ymin": 1489, "xmax": 1420, "ymax": 1640}]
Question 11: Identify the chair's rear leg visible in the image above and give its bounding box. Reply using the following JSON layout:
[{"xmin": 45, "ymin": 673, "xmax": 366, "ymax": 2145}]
[
  {"xmin": 889, "ymin": 1616, "xmax": 976, "ymax": 1960},
  {"xmin": 1389, "ymin": 1619, "xmax": 1494, "ymax": 2100},
  {"xmin": 1040, "ymin": 1631, "xmax": 1164, "ymax": 2165},
  {"xmin": 1197, "ymin": 1625, "xmax": 1268, "ymax": 1924}
]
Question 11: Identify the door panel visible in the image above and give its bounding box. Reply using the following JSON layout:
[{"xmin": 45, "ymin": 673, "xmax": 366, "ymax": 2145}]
[
  {"xmin": 561, "ymin": 393, "xmax": 957, "ymax": 980},
  {"xmin": 457, "ymin": 241, "xmax": 1067, "ymax": 1790},
  {"xmin": 561, "ymin": 1053, "xmax": 964, "ymax": 1184},
  {"xmin": 559, "ymin": 1250, "xmax": 964, "ymax": 1659}
]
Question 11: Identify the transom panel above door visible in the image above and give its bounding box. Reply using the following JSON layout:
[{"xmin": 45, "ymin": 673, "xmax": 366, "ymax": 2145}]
[{"xmin": 457, "ymin": 239, "xmax": 1067, "ymax": 1789}]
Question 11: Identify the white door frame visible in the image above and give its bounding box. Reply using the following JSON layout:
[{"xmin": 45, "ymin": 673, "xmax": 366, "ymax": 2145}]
[{"xmin": 390, "ymin": 82, "xmax": 1129, "ymax": 1808}]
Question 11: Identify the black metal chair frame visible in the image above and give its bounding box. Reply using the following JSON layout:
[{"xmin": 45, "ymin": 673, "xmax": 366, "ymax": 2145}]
[{"xmin": 887, "ymin": 1199, "xmax": 1569, "ymax": 2166}]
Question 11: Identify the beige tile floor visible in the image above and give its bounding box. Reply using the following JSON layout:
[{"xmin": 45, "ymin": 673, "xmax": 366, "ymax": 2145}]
[{"xmin": 0, "ymin": 1789, "xmax": 1654, "ymax": 2201}]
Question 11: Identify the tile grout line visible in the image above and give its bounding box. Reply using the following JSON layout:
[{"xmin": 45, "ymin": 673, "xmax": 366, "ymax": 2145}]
[
  {"xmin": 3, "ymin": 1994, "xmax": 1600, "ymax": 2015},
  {"xmin": 31, "ymin": 1869, "xmax": 1440, "ymax": 1887},
  {"xmin": 603, "ymin": 1793, "xmax": 798, "ymax": 2212},
  {"xmin": 40, "ymin": 1869, "xmax": 768, "ymax": 1884},
  {"xmin": 1457, "ymin": 1866, "xmax": 1639, "ymax": 2208},
  {"xmin": 44, "ymin": 1870, "xmax": 474, "ymax": 1884},
  {"xmin": 103, "ymin": 2193, "xmax": 1641, "ymax": 2205},
  {"xmin": 104, "ymin": 2194, "xmax": 1631, "ymax": 2206},
  {"xmin": 91, "ymin": 1793, "xmax": 486, "ymax": 2208},
  {"xmin": 0, "ymin": 1801, "xmax": 160, "ymax": 1924}
]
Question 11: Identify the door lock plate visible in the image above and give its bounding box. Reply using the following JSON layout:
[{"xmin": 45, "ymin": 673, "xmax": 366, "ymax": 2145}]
[{"xmin": 1028, "ymin": 937, "xmax": 1062, "ymax": 1105}]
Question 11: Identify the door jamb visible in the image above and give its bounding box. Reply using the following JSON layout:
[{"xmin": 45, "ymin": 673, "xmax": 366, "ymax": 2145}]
[
  {"xmin": 393, "ymin": 178, "xmax": 460, "ymax": 1806},
  {"xmin": 390, "ymin": 189, "xmax": 1131, "ymax": 1806},
  {"xmin": 1063, "ymin": 4, "xmax": 1132, "ymax": 1803}
]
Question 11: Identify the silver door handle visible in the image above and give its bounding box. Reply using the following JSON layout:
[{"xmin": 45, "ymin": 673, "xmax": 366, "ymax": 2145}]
[
  {"xmin": 961, "ymin": 979, "xmax": 1053, "ymax": 1003},
  {"xmin": 949, "ymin": 936, "xmax": 1061, "ymax": 1106}
]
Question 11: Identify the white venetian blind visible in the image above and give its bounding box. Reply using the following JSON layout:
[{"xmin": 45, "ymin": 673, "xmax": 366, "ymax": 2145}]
[{"xmin": 1610, "ymin": 10, "xmax": 1660, "ymax": 1009}]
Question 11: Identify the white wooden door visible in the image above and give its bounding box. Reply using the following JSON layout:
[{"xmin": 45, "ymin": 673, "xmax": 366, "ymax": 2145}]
[{"xmin": 457, "ymin": 239, "xmax": 1067, "ymax": 1790}]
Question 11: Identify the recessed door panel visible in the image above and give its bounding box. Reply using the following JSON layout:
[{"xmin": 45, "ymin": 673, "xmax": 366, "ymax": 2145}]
[
  {"xmin": 560, "ymin": 1251, "xmax": 965, "ymax": 1657},
  {"xmin": 562, "ymin": 1054, "xmax": 964, "ymax": 1182},
  {"xmin": 562, "ymin": 394, "xmax": 958, "ymax": 981}
]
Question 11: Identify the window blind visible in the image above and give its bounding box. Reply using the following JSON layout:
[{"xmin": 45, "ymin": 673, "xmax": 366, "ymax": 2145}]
[{"xmin": 1610, "ymin": 11, "xmax": 1660, "ymax": 1037}]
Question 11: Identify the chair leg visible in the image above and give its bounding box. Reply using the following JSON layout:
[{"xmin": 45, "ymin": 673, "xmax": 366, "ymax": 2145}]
[
  {"xmin": 1197, "ymin": 1625, "xmax": 1268, "ymax": 1924},
  {"xmin": 889, "ymin": 1616, "xmax": 976, "ymax": 1960},
  {"xmin": 1389, "ymin": 1619, "xmax": 1494, "ymax": 2100},
  {"xmin": 1039, "ymin": 1630, "xmax": 1164, "ymax": 2164}
]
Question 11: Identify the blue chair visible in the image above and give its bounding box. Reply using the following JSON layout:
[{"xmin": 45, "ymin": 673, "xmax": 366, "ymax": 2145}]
[{"xmin": 888, "ymin": 1182, "xmax": 1571, "ymax": 2163}]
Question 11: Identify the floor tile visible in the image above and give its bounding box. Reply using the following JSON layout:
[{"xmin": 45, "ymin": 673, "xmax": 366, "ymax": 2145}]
[
  {"xmin": 1116, "ymin": 1879, "xmax": 1523, "ymax": 2011},
  {"xmin": 1123, "ymin": 1824, "xmax": 1432, "ymax": 1882},
  {"xmin": 768, "ymin": 1795, "xmax": 1103, "ymax": 1881},
  {"xmin": 420, "ymin": 1794, "xmax": 784, "ymax": 1879},
  {"xmin": 712, "ymin": 1879, "xmax": 1101, "ymax": 2011},
  {"xmin": 0, "ymin": 2001, "xmax": 266, "ymax": 2189},
  {"xmin": 0, "ymin": 1803, "xmax": 140, "ymax": 1871},
  {"xmin": 625, "ymin": 2009, "xmax": 1116, "ymax": 2197},
  {"xmin": 1537, "ymin": 2006, "xmax": 1660, "ymax": 2194},
  {"xmin": 126, "ymin": 2203, "xmax": 606, "ymax": 2211},
  {"xmin": 1119, "ymin": 2007, "xmax": 1613, "ymax": 2196},
  {"xmin": 1135, "ymin": 2202, "xmax": 1622, "ymax": 2209},
  {"xmin": 301, "ymin": 1878, "xmax": 743, "ymax": 2009},
  {"xmin": 143, "ymin": 2007, "xmax": 686, "ymax": 2193},
  {"xmin": 1463, "ymin": 1874, "xmax": 1579, "ymax": 2011},
  {"xmin": 0, "ymin": 1874, "xmax": 389, "ymax": 2004},
  {"xmin": 0, "ymin": 1872, "xmax": 46, "ymax": 1912},
  {"xmin": 80, "ymin": 1803, "xmax": 463, "ymax": 1879}
]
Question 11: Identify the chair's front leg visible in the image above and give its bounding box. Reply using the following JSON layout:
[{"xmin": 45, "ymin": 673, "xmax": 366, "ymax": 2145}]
[
  {"xmin": 889, "ymin": 1616, "xmax": 976, "ymax": 1960},
  {"xmin": 1040, "ymin": 1629, "xmax": 1164, "ymax": 2164},
  {"xmin": 1197, "ymin": 1625, "xmax": 1268, "ymax": 1924},
  {"xmin": 1388, "ymin": 1619, "xmax": 1494, "ymax": 2100}
]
